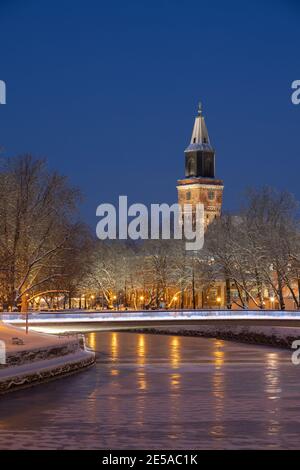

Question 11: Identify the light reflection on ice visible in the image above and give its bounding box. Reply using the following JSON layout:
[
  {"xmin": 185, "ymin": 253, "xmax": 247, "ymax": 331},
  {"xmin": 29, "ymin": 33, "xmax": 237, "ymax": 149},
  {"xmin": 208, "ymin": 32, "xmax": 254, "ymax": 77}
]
[{"xmin": 0, "ymin": 332, "xmax": 298, "ymax": 450}]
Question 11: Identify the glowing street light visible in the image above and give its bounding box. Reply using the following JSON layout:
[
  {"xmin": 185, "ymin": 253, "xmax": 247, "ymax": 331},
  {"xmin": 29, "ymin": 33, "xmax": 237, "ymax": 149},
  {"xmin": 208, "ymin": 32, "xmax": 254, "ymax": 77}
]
[{"xmin": 139, "ymin": 295, "xmax": 145, "ymax": 309}]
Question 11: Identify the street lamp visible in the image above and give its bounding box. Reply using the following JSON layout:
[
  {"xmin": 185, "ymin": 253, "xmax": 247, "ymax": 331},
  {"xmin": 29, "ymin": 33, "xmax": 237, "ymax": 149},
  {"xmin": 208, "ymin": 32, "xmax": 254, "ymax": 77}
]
[
  {"xmin": 140, "ymin": 295, "xmax": 145, "ymax": 309},
  {"xmin": 270, "ymin": 296, "xmax": 275, "ymax": 310},
  {"xmin": 217, "ymin": 296, "xmax": 221, "ymax": 310}
]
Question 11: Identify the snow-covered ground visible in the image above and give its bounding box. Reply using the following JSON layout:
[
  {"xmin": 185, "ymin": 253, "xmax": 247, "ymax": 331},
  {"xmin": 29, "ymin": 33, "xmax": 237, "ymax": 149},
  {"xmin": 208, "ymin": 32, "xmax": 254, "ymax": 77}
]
[
  {"xmin": 0, "ymin": 322, "xmax": 76, "ymax": 353},
  {"xmin": 0, "ymin": 322, "xmax": 95, "ymax": 394}
]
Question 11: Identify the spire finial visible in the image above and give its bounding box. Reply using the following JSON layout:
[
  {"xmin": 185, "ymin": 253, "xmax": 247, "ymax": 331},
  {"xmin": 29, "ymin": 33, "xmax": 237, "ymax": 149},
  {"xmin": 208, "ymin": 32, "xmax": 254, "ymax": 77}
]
[{"xmin": 198, "ymin": 101, "xmax": 202, "ymax": 116}]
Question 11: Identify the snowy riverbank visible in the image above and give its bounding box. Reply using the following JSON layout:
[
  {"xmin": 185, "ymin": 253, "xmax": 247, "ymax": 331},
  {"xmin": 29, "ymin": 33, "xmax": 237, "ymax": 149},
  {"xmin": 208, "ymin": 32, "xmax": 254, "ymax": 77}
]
[{"xmin": 0, "ymin": 323, "xmax": 95, "ymax": 395}]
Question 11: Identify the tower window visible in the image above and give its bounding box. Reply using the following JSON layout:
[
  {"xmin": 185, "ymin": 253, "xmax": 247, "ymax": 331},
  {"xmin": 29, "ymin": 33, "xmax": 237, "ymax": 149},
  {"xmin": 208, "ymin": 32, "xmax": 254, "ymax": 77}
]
[
  {"xmin": 187, "ymin": 158, "xmax": 195, "ymax": 176},
  {"xmin": 203, "ymin": 154, "xmax": 214, "ymax": 178},
  {"xmin": 193, "ymin": 137, "xmax": 196, "ymax": 143},
  {"xmin": 208, "ymin": 190, "xmax": 215, "ymax": 201},
  {"xmin": 186, "ymin": 191, "xmax": 191, "ymax": 201}
]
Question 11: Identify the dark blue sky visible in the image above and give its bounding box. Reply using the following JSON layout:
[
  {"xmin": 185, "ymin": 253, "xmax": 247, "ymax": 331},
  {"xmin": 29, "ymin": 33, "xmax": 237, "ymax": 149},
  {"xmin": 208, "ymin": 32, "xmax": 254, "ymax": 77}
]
[{"xmin": 0, "ymin": 0, "xmax": 299, "ymax": 224}]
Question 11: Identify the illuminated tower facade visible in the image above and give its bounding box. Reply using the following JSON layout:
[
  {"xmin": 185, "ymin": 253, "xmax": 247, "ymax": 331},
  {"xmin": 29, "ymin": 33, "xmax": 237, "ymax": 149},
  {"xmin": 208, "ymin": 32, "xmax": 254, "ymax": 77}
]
[{"xmin": 177, "ymin": 104, "xmax": 224, "ymax": 228}]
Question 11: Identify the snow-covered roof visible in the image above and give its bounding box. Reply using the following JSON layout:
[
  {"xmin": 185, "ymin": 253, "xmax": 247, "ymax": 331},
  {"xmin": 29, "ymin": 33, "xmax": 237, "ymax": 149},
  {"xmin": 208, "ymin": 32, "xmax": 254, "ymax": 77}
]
[{"xmin": 185, "ymin": 103, "xmax": 213, "ymax": 152}]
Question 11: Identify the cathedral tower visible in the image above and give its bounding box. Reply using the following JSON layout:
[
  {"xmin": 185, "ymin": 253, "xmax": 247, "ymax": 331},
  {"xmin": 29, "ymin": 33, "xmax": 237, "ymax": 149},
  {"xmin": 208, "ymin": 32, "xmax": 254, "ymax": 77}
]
[{"xmin": 177, "ymin": 104, "xmax": 224, "ymax": 227}]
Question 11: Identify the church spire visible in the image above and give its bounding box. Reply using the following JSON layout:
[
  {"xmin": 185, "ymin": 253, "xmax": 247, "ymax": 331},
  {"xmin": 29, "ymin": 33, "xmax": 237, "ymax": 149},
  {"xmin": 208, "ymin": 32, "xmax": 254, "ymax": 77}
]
[
  {"xmin": 187, "ymin": 102, "xmax": 212, "ymax": 150},
  {"xmin": 177, "ymin": 102, "xmax": 224, "ymax": 229},
  {"xmin": 184, "ymin": 103, "xmax": 215, "ymax": 178}
]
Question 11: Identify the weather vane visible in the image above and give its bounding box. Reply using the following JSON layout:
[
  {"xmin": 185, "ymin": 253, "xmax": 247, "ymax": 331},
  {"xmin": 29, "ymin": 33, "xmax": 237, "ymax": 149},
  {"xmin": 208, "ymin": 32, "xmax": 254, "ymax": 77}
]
[{"xmin": 198, "ymin": 101, "xmax": 202, "ymax": 115}]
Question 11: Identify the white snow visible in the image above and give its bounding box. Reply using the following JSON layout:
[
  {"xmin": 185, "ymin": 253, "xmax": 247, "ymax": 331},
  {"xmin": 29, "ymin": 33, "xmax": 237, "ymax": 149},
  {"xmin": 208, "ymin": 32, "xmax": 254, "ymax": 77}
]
[{"xmin": 0, "ymin": 322, "xmax": 95, "ymax": 387}]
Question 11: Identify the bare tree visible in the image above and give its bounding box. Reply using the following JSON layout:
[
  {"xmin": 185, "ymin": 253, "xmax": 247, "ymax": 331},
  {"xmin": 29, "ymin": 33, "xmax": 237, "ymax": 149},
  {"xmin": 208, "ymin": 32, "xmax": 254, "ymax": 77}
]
[{"xmin": 0, "ymin": 155, "xmax": 81, "ymax": 309}]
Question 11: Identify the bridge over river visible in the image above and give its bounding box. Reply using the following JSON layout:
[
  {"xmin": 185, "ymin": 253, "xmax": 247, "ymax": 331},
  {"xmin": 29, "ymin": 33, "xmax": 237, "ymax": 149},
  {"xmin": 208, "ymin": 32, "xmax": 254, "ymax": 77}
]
[{"xmin": 2, "ymin": 309, "xmax": 300, "ymax": 334}]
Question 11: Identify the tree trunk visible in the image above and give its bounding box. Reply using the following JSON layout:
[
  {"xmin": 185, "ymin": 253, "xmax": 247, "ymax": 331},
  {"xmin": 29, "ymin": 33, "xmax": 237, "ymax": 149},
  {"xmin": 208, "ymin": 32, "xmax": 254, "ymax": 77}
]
[
  {"xmin": 20, "ymin": 294, "xmax": 28, "ymax": 313},
  {"xmin": 277, "ymin": 272, "xmax": 285, "ymax": 310},
  {"xmin": 255, "ymin": 269, "xmax": 264, "ymax": 309},
  {"xmin": 225, "ymin": 277, "xmax": 232, "ymax": 309},
  {"xmin": 181, "ymin": 286, "xmax": 184, "ymax": 309},
  {"xmin": 192, "ymin": 271, "xmax": 196, "ymax": 309}
]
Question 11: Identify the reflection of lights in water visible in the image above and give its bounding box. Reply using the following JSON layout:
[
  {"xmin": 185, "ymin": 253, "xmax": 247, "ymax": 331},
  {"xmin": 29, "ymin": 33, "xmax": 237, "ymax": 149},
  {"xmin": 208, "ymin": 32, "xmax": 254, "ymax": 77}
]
[
  {"xmin": 137, "ymin": 335, "xmax": 145, "ymax": 365},
  {"xmin": 88, "ymin": 332, "xmax": 96, "ymax": 350},
  {"xmin": 170, "ymin": 336, "xmax": 181, "ymax": 369},
  {"xmin": 169, "ymin": 338, "xmax": 182, "ymax": 438},
  {"xmin": 168, "ymin": 337, "xmax": 182, "ymax": 440},
  {"xmin": 111, "ymin": 369, "xmax": 119, "ymax": 376},
  {"xmin": 264, "ymin": 352, "xmax": 281, "ymax": 437},
  {"xmin": 111, "ymin": 332, "xmax": 118, "ymax": 362},
  {"xmin": 170, "ymin": 373, "xmax": 181, "ymax": 390},
  {"xmin": 213, "ymin": 340, "xmax": 225, "ymax": 369},
  {"xmin": 265, "ymin": 353, "xmax": 281, "ymax": 400},
  {"xmin": 213, "ymin": 371, "xmax": 225, "ymax": 401},
  {"xmin": 214, "ymin": 350, "xmax": 224, "ymax": 369},
  {"xmin": 137, "ymin": 370, "xmax": 147, "ymax": 390},
  {"xmin": 210, "ymin": 340, "xmax": 225, "ymax": 438},
  {"xmin": 136, "ymin": 335, "xmax": 147, "ymax": 390}
]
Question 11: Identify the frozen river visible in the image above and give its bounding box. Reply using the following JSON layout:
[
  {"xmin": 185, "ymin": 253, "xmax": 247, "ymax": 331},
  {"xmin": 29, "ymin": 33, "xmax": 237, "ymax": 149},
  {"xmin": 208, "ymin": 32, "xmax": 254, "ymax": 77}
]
[{"xmin": 0, "ymin": 332, "xmax": 299, "ymax": 449}]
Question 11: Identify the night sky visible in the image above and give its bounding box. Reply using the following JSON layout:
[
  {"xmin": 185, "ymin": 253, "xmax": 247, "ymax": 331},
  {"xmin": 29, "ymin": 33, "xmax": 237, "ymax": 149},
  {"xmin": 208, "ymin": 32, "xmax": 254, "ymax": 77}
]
[{"xmin": 0, "ymin": 0, "xmax": 299, "ymax": 225}]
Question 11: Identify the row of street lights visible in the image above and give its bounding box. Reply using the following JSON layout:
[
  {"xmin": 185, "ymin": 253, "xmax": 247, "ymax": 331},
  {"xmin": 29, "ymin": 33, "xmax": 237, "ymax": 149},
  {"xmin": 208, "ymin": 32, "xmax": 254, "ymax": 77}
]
[{"xmin": 72, "ymin": 293, "xmax": 278, "ymax": 311}]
